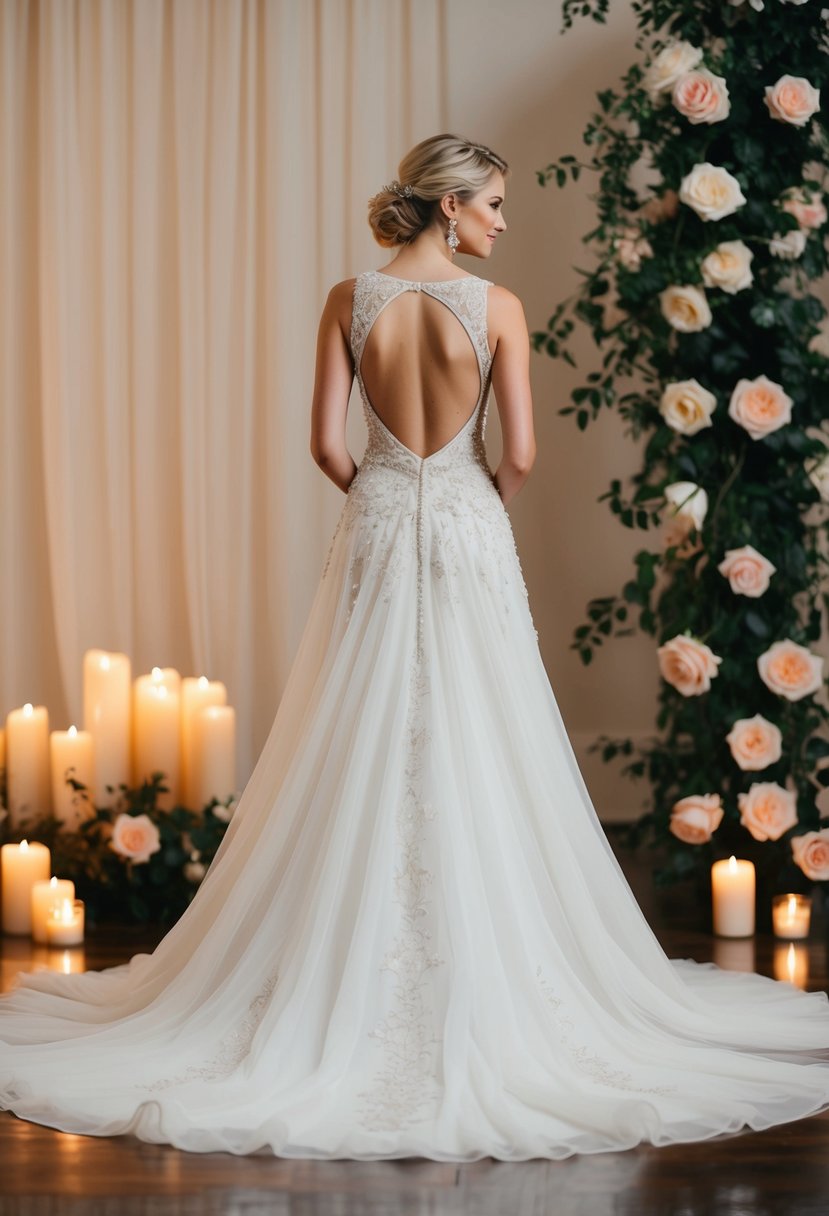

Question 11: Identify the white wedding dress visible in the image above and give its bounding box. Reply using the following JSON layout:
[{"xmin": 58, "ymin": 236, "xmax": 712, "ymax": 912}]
[{"xmin": 2, "ymin": 268, "xmax": 829, "ymax": 1161}]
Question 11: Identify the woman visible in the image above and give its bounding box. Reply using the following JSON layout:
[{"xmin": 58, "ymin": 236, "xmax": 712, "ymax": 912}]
[{"xmin": 2, "ymin": 134, "xmax": 829, "ymax": 1162}]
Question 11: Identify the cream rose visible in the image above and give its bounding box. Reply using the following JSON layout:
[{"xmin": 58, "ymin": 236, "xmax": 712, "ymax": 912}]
[
  {"xmin": 792, "ymin": 830, "xmax": 829, "ymax": 881},
  {"xmin": 806, "ymin": 452, "xmax": 829, "ymax": 501},
  {"xmin": 764, "ymin": 75, "xmax": 821, "ymax": 127},
  {"xmin": 658, "ymin": 634, "xmax": 723, "ymax": 696},
  {"xmin": 664, "ymin": 480, "xmax": 708, "ymax": 530},
  {"xmin": 672, "ymin": 70, "xmax": 730, "ymax": 124},
  {"xmin": 758, "ymin": 639, "xmax": 824, "ymax": 702},
  {"xmin": 780, "ymin": 186, "xmax": 827, "ymax": 231},
  {"xmin": 659, "ymin": 284, "xmax": 712, "ymax": 332},
  {"xmin": 679, "ymin": 163, "xmax": 747, "ymax": 222},
  {"xmin": 658, "ymin": 379, "xmax": 716, "ymax": 436},
  {"xmin": 644, "ymin": 41, "xmax": 704, "ymax": 101},
  {"xmin": 738, "ymin": 781, "xmax": 798, "ymax": 842},
  {"xmin": 700, "ymin": 241, "xmax": 754, "ymax": 294},
  {"xmin": 669, "ymin": 793, "xmax": 724, "ymax": 844},
  {"xmin": 726, "ymin": 714, "xmax": 783, "ymax": 771},
  {"xmin": 770, "ymin": 228, "xmax": 807, "ymax": 260},
  {"xmin": 717, "ymin": 544, "xmax": 777, "ymax": 597},
  {"xmin": 110, "ymin": 812, "xmax": 161, "ymax": 865},
  {"xmin": 612, "ymin": 225, "xmax": 654, "ymax": 271},
  {"xmin": 727, "ymin": 375, "xmax": 793, "ymax": 441}
]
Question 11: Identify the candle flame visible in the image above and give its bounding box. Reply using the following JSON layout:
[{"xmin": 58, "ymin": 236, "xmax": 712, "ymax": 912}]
[
  {"xmin": 20, "ymin": 840, "xmax": 28, "ymax": 851},
  {"xmin": 60, "ymin": 899, "xmax": 73, "ymax": 923},
  {"xmin": 198, "ymin": 675, "xmax": 209, "ymax": 688},
  {"xmin": 23, "ymin": 703, "xmax": 33, "ymax": 716},
  {"xmin": 151, "ymin": 667, "xmax": 163, "ymax": 680},
  {"xmin": 50, "ymin": 876, "xmax": 58, "ymax": 887},
  {"xmin": 100, "ymin": 655, "xmax": 111, "ymax": 670},
  {"xmin": 68, "ymin": 725, "xmax": 77, "ymax": 737},
  {"xmin": 728, "ymin": 855, "xmax": 737, "ymax": 872},
  {"xmin": 788, "ymin": 895, "xmax": 797, "ymax": 916}
]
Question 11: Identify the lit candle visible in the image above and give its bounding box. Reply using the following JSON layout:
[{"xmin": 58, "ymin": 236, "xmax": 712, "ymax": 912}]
[
  {"xmin": 31, "ymin": 876, "xmax": 76, "ymax": 944},
  {"xmin": 46, "ymin": 898, "xmax": 84, "ymax": 947},
  {"xmin": 711, "ymin": 855, "xmax": 755, "ymax": 937},
  {"xmin": 773, "ymin": 941, "xmax": 809, "ymax": 989},
  {"xmin": 50, "ymin": 726, "xmax": 95, "ymax": 829},
  {"xmin": 83, "ymin": 649, "xmax": 131, "ymax": 808},
  {"xmin": 181, "ymin": 676, "xmax": 227, "ymax": 810},
  {"xmin": 6, "ymin": 703, "xmax": 51, "ymax": 829},
  {"xmin": 771, "ymin": 893, "xmax": 811, "ymax": 940},
  {"xmin": 191, "ymin": 705, "xmax": 236, "ymax": 812},
  {"xmin": 1, "ymin": 839, "xmax": 51, "ymax": 935},
  {"xmin": 132, "ymin": 667, "xmax": 181, "ymax": 811}
]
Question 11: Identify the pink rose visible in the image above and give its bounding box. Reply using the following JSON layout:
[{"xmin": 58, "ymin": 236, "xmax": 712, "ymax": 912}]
[
  {"xmin": 738, "ymin": 781, "xmax": 797, "ymax": 842},
  {"xmin": 780, "ymin": 186, "xmax": 827, "ymax": 231},
  {"xmin": 764, "ymin": 75, "xmax": 821, "ymax": 127},
  {"xmin": 757, "ymin": 639, "xmax": 824, "ymax": 702},
  {"xmin": 110, "ymin": 812, "xmax": 161, "ymax": 865},
  {"xmin": 717, "ymin": 544, "xmax": 776, "ymax": 597},
  {"xmin": 612, "ymin": 225, "xmax": 654, "ymax": 271},
  {"xmin": 792, "ymin": 830, "xmax": 829, "ymax": 881},
  {"xmin": 672, "ymin": 70, "xmax": 730, "ymax": 125},
  {"xmin": 727, "ymin": 375, "xmax": 793, "ymax": 441},
  {"xmin": 669, "ymin": 794, "xmax": 724, "ymax": 844},
  {"xmin": 726, "ymin": 715, "xmax": 783, "ymax": 771},
  {"xmin": 658, "ymin": 634, "xmax": 723, "ymax": 696}
]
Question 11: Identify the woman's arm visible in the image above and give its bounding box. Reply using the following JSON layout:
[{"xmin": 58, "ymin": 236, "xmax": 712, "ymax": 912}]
[
  {"xmin": 309, "ymin": 280, "xmax": 359, "ymax": 493},
  {"xmin": 487, "ymin": 286, "xmax": 536, "ymax": 506}
]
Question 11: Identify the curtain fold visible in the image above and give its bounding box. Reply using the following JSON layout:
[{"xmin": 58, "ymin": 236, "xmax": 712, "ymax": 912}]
[{"xmin": 0, "ymin": 0, "xmax": 445, "ymax": 781}]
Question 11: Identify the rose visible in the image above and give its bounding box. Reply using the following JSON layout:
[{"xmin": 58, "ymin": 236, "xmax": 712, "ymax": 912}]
[
  {"xmin": 717, "ymin": 544, "xmax": 777, "ymax": 597},
  {"xmin": 658, "ymin": 634, "xmax": 722, "ymax": 696},
  {"xmin": 792, "ymin": 830, "xmax": 829, "ymax": 881},
  {"xmin": 184, "ymin": 860, "xmax": 206, "ymax": 883},
  {"xmin": 764, "ymin": 75, "xmax": 821, "ymax": 127},
  {"xmin": 679, "ymin": 163, "xmax": 747, "ymax": 222},
  {"xmin": 727, "ymin": 375, "xmax": 793, "ymax": 441},
  {"xmin": 738, "ymin": 782, "xmax": 798, "ymax": 842},
  {"xmin": 659, "ymin": 285, "xmax": 712, "ymax": 332},
  {"xmin": 640, "ymin": 189, "xmax": 679, "ymax": 223},
  {"xmin": 780, "ymin": 186, "xmax": 827, "ymax": 231},
  {"xmin": 669, "ymin": 794, "xmax": 724, "ymax": 844},
  {"xmin": 109, "ymin": 812, "xmax": 162, "ymax": 865},
  {"xmin": 726, "ymin": 715, "xmax": 783, "ymax": 771},
  {"xmin": 612, "ymin": 225, "xmax": 654, "ymax": 271},
  {"xmin": 664, "ymin": 480, "xmax": 708, "ymax": 530},
  {"xmin": 700, "ymin": 241, "xmax": 754, "ymax": 294},
  {"xmin": 672, "ymin": 70, "xmax": 730, "ymax": 124},
  {"xmin": 806, "ymin": 452, "xmax": 829, "ymax": 501},
  {"xmin": 658, "ymin": 379, "xmax": 717, "ymax": 436},
  {"xmin": 643, "ymin": 41, "xmax": 704, "ymax": 101},
  {"xmin": 662, "ymin": 514, "xmax": 703, "ymax": 560},
  {"xmin": 727, "ymin": 0, "xmax": 764, "ymax": 8},
  {"xmin": 769, "ymin": 229, "xmax": 806, "ymax": 260},
  {"xmin": 212, "ymin": 796, "xmax": 238, "ymax": 823},
  {"xmin": 758, "ymin": 639, "xmax": 824, "ymax": 701}
]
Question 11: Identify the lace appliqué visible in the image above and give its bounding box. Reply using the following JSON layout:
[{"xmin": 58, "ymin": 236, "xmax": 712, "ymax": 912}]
[
  {"xmin": 356, "ymin": 663, "xmax": 445, "ymax": 1132},
  {"xmin": 536, "ymin": 966, "xmax": 677, "ymax": 1096},
  {"xmin": 139, "ymin": 972, "xmax": 279, "ymax": 1091}
]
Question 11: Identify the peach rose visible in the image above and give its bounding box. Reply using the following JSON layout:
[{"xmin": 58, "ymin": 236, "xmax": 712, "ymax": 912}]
[
  {"xmin": 110, "ymin": 812, "xmax": 161, "ymax": 865},
  {"xmin": 640, "ymin": 189, "xmax": 679, "ymax": 223},
  {"xmin": 726, "ymin": 714, "xmax": 783, "ymax": 771},
  {"xmin": 664, "ymin": 480, "xmax": 708, "ymax": 530},
  {"xmin": 717, "ymin": 544, "xmax": 777, "ymax": 597},
  {"xmin": 659, "ymin": 284, "xmax": 712, "ymax": 332},
  {"xmin": 764, "ymin": 75, "xmax": 821, "ymax": 128},
  {"xmin": 672, "ymin": 70, "xmax": 730, "ymax": 124},
  {"xmin": 612, "ymin": 225, "xmax": 654, "ymax": 271},
  {"xmin": 727, "ymin": 375, "xmax": 793, "ymax": 441},
  {"xmin": 758, "ymin": 639, "xmax": 824, "ymax": 702},
  {"xmin": 659, "ymin": 379, "xmax": 717, "ymax": 435},
  {"xmin": 770, "ymin": 228, "xmax": 806, "ymax": 260},
  {"xmin": 792, "ymin": 830, "xmax": 829, "ymax": 881},
  {"xmin": 662, "ymin": 514, "xmax": 703, "ymax": 560},
  {"xmin": 644, "ymin": 41, "xmax": 704, "ymax": 101},
  {"xmin": 700, "ymin": 241, "xmax": 753, "ymax": 294},
  {"xmin": 738, "ymin": 782, "xmax": 798, "ymax": 842},
  {"xmin": 679, "ymin": 163, "xmax": 747, "ymax": 222},
  {"xmin": 669, "ymin": 794, "xmax": 724, "ymax": 844},
  {"xmin": 806, "ymin": 452, "xmax": 829, "ymax": 502},
  {"xmin": 780, "ymin": 186, "xmax": 827, "ymax": 231},
  {"xmin": 658, "ymin": 634, "xmax": 723, "ymax": 696}
]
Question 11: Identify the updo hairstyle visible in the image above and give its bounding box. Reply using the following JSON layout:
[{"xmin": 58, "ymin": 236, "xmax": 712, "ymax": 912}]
[{"xmin": 367, "ymin": 133, "xmax": 509, "ymax": 248}]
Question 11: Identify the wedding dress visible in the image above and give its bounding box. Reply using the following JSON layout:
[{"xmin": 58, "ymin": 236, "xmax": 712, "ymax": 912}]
[{"xmin": 3, "ymin": 268, "xmax": 829, "ymax": 1162}]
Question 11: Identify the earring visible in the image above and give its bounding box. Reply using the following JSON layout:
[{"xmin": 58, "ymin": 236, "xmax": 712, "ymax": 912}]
[{"xmin": 446, "ymin": 217, "xmax": 459, "ymax": 255}]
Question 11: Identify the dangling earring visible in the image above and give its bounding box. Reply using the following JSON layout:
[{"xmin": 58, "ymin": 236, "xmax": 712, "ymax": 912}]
[{"xmin": 446, "ymin": 217, "xmax": 459, "ymax": 256}]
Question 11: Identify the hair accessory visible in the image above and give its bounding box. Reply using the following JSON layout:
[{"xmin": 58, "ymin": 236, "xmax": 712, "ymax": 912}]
[
  {"xmin": 387, "ymin": 180, "xmax": 414, "ymax": 199},
  {"xmin": 446, "ymin": 216, "xmax": 459, "ymax": 255}
]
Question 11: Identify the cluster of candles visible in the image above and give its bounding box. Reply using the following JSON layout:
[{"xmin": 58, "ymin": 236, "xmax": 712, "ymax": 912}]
[
  {"xmin": 711, "ymin": 856, "xmax": 813, "ymax": 988},
  {"xmin": 1, "ymin": 840, "xmax": 83, "ymax": 944},
  {"xmin": 3, "ymin": 648, "xmax": 237, "ymax": 826}
]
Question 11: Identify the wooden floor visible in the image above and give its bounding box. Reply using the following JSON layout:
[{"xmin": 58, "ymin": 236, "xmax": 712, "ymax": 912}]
[{"xmin": 1, "ymin": 829, "xmax": 828, "ymax": 1216}]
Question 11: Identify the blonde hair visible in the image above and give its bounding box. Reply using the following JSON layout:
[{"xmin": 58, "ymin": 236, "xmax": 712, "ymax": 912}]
[{"xmin": 367, "ymin": 133, "xmax": 509, "ymax": 248}]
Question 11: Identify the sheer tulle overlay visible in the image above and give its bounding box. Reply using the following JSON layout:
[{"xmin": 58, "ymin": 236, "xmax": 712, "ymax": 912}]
[{"xmin": 2, "ymin": 270, "xmax": 829, "ymax": 1161}]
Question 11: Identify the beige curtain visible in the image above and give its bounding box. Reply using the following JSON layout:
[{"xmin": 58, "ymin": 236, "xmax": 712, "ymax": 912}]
[{"xmin": 0, "ymin": 0, "xmax": 446, "ymax": 779}]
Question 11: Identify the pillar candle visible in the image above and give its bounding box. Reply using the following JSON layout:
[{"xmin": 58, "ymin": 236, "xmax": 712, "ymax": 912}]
[
  {"xmin": 6, "ymin": 704, "xmax": 51, "ymax": 829},
  {"xmin": 133, "ymin": 667, "xmax": 181, "ymax": 811},
  {"xmin": 711, "ymin": 856, "xmax": 755, "ymax": 937},
  {"xmin": 181, "ymin": 676, "xmax": 227, "ymax": 810},
  {"xmin": 191, "ymin": 705, "xmax": 236, "ymax": 812},
  {"xmin": 31, "ymin": 876, "xmax": 76, "ymax": 944},
  {"xmin": 50, "ymin": 726, "xmax": 95, "ymax": 829},
  {"xmin": 1, "ymin": 840, "xmax": 51, "ymax": 935},
  {"xmin": 771, "ymin": 893, "xmax": 811, "ymax": 940},
  {"xmin": 83, "ymin": 649, "xmax": 131, "ymax": 808},
  {"xmin": 46, "ymin": 899, "xmax": 85, "ymax": 947}
]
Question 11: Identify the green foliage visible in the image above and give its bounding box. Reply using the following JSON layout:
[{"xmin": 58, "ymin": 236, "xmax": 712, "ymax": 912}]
[{"xmin": 541, "ymin": 3, "xmax": 829, "ymax": 894}]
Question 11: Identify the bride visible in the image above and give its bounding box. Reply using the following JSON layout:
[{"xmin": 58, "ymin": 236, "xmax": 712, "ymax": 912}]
[{"xmin": 2, "ymin": 133, "xmax": 829, "ymax": 1162}]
